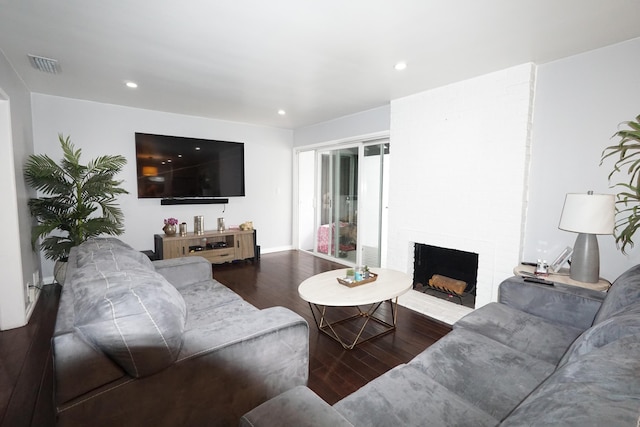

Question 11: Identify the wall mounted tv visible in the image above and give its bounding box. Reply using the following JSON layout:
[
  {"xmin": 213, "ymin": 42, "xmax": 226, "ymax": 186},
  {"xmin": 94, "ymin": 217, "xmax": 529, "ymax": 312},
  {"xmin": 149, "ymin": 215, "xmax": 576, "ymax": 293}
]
[{"xmin": 135, "ymin": 132, "xmax": 245, "ymax": 201}]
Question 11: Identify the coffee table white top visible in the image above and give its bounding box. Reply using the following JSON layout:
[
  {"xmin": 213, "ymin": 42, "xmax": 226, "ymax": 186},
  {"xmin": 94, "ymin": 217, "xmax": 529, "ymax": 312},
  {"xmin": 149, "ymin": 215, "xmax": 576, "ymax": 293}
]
[{"xmin": 298, "ymin": 268, "xmax": 413, "ymax": 306}]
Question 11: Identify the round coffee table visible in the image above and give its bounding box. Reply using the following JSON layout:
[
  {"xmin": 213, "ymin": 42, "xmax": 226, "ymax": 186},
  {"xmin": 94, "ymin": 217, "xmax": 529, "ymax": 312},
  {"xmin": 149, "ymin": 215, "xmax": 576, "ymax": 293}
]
[{"xmin": 298, "ymin": 268, "xmax": 412, "ymax": 349}]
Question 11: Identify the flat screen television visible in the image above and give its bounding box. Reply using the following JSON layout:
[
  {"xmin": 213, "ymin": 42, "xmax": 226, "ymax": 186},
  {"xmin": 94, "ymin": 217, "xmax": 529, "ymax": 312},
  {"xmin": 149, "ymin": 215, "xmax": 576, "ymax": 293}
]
[{"xmin": 135, "ymin": 132, "xmax": 245, "ymax": 199}]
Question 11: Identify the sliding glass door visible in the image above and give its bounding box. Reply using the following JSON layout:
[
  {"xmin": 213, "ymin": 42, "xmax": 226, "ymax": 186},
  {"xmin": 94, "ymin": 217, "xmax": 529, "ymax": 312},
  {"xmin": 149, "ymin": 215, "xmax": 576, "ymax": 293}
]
[
  {"xmin": 296, "ymin": 138, "xmax": 389, "ymax": 268},
  {"xmin": 359, "ymin": 142, "xmax": 389, "ymax": 267},
  {"xmin": 317, "ymin": 147, "xmax": 359, "ymax": 262}
]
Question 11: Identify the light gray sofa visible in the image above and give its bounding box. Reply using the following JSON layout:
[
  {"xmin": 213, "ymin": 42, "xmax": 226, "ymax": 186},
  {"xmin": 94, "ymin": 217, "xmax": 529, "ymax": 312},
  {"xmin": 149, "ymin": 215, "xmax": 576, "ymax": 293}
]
[
  {"xmin": 52, "ymin": 238, "xmax": 309, "ymax": 426},
  {"xmin": 241, "ymin": 265, "xmax": 640, "ymax": 426}
]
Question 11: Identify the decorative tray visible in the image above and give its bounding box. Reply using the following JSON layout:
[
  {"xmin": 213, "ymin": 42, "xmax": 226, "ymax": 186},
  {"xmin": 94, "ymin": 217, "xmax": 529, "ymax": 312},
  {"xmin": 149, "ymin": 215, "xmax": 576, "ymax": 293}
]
[{"xmin": 337, "ymin": 272, "xmax": 378, "ymax": 288}]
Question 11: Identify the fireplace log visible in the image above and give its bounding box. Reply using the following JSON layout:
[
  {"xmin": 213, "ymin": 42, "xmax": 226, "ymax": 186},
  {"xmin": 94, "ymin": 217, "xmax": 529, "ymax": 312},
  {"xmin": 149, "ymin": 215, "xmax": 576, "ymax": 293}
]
[{"xmin": 428, "ymin": 274, "xmax": 467, "ymax": 296}]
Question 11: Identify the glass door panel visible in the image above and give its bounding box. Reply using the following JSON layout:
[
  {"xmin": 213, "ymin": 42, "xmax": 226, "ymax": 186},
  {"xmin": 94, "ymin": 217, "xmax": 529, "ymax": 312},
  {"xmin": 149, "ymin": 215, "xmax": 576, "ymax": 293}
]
[
  {"xmin": 358, "ymin": 142, "xmax": 389, "ymax": 268},
  {"xmin": 300, "ymin": 138, "xmax": 388, "ymax": 268},
  {"xmin": 316, "ymin": 147, "xmax": 358, "ymax": 262}
]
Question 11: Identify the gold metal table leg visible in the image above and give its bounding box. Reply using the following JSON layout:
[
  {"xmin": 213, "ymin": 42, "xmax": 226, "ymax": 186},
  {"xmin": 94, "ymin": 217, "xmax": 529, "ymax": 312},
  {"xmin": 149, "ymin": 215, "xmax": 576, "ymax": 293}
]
[{"xmin": 308, "ymin": 297, "xmax": 399, "ymax": 350}]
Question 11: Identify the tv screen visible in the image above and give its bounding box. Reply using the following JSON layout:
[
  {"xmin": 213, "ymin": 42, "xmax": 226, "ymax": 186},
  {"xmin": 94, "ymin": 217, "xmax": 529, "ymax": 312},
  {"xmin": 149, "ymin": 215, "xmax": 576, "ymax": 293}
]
[{"xmin": 135, "ymin": 133, "xmax": 245, "ymax": 199}]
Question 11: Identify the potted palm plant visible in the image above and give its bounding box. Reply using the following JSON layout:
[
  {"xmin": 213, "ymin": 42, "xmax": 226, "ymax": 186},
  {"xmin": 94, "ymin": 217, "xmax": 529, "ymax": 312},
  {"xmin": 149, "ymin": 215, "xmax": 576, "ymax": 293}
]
[
  {"xmin": 601, "ymin": 114, "xmax": 640, "ymax": 254},
  {"xmin": 24, "ymin": 134, "xmax": 128, "ymax": 283}
]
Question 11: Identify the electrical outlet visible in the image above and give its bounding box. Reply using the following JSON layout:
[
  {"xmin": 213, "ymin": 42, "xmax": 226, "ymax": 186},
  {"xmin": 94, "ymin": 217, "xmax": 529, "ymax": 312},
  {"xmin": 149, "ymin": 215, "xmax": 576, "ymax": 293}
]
[{"xmin": 26, "ymin": 281, "xmax": 32, "ymax": 304}]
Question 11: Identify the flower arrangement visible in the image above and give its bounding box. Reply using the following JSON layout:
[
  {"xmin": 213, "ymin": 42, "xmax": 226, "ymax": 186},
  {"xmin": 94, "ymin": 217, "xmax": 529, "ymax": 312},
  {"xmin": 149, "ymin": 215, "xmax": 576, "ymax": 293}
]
[{"xmin": 164, "ymin": 218, "xmax": 179, "ymax": 226}]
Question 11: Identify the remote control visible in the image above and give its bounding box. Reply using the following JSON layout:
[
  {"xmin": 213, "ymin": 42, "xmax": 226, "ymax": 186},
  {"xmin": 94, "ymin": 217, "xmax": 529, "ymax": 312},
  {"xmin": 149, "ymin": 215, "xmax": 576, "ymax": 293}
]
[
  {"xmin": 523, "ymin": 277, "xmax": 554, "ymax": 286},
  {"xmin": 519, "ymin": 271, "xmax": 537, "ymax": 278}
]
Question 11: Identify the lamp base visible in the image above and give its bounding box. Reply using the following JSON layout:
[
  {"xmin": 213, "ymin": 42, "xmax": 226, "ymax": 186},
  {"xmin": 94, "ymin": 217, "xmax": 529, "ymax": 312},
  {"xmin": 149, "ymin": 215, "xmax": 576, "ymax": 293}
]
[{"xmin": 570, "ymin": 233, "xmax": 600, "ymax": 283}]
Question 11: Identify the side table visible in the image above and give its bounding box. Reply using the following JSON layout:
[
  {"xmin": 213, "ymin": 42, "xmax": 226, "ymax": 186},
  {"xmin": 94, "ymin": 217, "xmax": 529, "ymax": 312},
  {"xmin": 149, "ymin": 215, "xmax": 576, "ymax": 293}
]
[{"xmin": 513, "ymin": 264, "xmax": 610, "ymax": 292}]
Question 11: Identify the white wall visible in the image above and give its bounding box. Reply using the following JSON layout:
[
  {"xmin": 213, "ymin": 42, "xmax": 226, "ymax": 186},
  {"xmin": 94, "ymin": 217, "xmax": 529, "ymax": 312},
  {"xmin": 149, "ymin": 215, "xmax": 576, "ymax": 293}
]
[
  {"xmin": 22, "ymin": 37, "xmax": 640, "ymax": 299},
  {"xmin": 294, "ymin": 105, "xmax": 390, "ymax": 147},
  {"xmin": 293, "ymin": 37, "xmax": 640, "ymax": 292},
  {"xmin": 0, "ymin": 51, "xmax": 39, "ymax": 330},
  {"xmin": 524, "ymin": 37, "xmax": 640, "ymax": 282},
  {"xmin": 387, "ymin": 63, "xmax": 535, "ymax": 307},
  {"xmin": 31, "ymin": 94, "xmax": 294, "ymax": 280},
  {"xmin": 297, "ymin": 150, "xmax": 315, "ymax": 250}
]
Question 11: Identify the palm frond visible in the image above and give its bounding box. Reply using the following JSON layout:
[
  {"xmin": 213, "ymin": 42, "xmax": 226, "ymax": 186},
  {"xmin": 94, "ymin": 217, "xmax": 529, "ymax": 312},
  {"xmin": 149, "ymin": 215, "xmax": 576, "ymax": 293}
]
[
  {"xmin": 24, "ymin": 134, "xmax": 129, "ymax": 261},
  {"xmin": 601, "ymin": 114, "xmax": 640, "ymax": 254}
]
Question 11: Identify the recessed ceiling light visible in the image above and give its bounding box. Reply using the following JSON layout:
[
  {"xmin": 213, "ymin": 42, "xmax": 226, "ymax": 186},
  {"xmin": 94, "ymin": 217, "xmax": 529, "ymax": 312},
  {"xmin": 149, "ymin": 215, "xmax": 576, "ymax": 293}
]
[
  {"xmin": 125, "ymin": 81, "xmax": 138, "ymax": 88},
  {"xmin": 278, "ymin": 109, "xmax": 286, "ymax": 116},
  {"xmin": 394, "ymin": 62, "xmax": 407, "ymax": 71}
]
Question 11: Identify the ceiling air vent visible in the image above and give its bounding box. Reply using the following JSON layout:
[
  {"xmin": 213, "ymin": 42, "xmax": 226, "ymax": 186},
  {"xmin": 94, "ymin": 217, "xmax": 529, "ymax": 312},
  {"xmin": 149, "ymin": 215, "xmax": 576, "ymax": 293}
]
[{"xmin": 28, "ymin": 54, "xmax": 60, "ymax": 74}]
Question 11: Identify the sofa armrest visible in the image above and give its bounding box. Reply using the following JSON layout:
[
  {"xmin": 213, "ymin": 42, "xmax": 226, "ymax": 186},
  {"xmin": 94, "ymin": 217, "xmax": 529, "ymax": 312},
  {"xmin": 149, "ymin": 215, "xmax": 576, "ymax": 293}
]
[
  {"xmin": 56, "ymin": 307, "xmax": 310, "ymax": 427},
  {"xmin": 498, "ymin": 276, "xmax": 605, "ymax": 330},
  {"xmin": 240, "ymin": 385, "xmax": 354, "ymax": 427},
  {"xmin": 152, "ymin": 256, "xmax": 212, "ymax": 289},
  {"xmin": 175, "ymin": 306, "xmax": 309, "ymax": 423}
]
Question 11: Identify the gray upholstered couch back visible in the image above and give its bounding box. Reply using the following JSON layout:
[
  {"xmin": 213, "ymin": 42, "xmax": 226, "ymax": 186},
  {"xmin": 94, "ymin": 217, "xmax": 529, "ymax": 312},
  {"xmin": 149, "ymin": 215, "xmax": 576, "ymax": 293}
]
[
  {"xmin": 241, "ymin": 265, "xmax": 640, "ymax": 426},
  {"xmin": 500, "ymin": 265, "xmax": 640, "ymax": 425},
  {"xmin": 70, "ymin": 238, "xmax": 186, "ymax": 377},
  {"xmin": 53, "ymin": 238, "xmax": 309, "ymax": 427}
]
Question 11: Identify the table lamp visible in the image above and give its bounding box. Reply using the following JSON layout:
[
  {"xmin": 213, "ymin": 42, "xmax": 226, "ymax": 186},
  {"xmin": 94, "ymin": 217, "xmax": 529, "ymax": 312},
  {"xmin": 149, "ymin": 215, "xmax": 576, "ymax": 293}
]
[{"xmin": 558, "ymin": 191, "xmax": 615, "ymax": 283}]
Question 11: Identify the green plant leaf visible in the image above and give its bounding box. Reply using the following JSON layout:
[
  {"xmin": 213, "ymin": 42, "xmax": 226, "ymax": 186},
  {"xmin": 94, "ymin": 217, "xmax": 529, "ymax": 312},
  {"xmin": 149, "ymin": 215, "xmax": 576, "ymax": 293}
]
[
  {"xmin": 601, "ymin": 114, "xmax": 640, "ymax": 254},
  {"xmin": 24, "ymin": 134, "xmax": 129, "ymax": 261}
]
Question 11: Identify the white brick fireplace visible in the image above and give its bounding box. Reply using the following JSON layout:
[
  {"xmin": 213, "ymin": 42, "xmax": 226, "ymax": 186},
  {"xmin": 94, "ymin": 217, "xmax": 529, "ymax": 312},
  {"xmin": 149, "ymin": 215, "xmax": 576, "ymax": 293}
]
[{"xmin": 386, "ymin": 63, "xmax": 536, "ymax": 324}]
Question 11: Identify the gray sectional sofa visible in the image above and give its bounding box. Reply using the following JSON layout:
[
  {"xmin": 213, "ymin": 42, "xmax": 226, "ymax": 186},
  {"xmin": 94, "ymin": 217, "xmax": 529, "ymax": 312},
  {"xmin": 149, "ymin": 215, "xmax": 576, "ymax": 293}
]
[
  {"xmin": 52, "ymin": 238, "xmax": 309, "ymax": 426},
  {"xmin": 241, "ymin": 265, "xmax": 640, "ymax": 426}
]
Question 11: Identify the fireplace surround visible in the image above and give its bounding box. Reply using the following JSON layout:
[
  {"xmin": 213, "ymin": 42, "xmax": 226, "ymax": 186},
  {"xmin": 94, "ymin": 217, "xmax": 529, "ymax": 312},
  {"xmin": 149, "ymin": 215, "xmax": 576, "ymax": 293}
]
[
  {"xmin": 413, "ymin": 243, "xmax": 478, "ymax": 308},
  {"xmin": 387, "ymin": 63, "xmax": 535, "ymax": 324}
]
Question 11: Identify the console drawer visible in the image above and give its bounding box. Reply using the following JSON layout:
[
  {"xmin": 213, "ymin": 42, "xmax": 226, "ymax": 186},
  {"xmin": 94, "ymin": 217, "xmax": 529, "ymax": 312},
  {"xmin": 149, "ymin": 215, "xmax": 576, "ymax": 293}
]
[{"xmin": 194, "ymin": 247, "xmax": 236, "ymax": 264}]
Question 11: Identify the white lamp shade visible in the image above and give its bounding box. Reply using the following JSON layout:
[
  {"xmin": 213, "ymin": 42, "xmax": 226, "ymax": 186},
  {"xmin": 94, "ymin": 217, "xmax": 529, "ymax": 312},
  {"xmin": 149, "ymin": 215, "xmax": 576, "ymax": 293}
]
[{"xmin": 559, "ymin": 193, "xmax": 615, "ymax": 235}]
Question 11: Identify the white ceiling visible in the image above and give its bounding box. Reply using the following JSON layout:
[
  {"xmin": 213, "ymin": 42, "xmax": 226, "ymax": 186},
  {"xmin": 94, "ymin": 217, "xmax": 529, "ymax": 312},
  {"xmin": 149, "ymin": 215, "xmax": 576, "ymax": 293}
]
[{"xmin": 1, "ymin": 0, "xmax": 639, "ymax": 129}]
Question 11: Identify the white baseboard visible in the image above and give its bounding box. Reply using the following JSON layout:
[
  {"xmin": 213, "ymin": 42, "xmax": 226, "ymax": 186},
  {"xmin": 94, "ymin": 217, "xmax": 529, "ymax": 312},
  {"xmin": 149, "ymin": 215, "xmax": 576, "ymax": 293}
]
[{"xmin": 260, "ymin": 245, "xmax": 294, "ymax": 254}]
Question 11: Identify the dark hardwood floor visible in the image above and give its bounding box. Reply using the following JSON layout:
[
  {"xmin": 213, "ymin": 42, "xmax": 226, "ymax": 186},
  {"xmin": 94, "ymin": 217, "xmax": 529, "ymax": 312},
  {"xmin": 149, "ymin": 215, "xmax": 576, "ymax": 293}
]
[
  {"xmin": 212, "ymin": 250, "xmax": 452, "ymax": 405},
  {"xmin": 0, "ymin": 284, "xmax": 60, "ymax": 427},
  {"xmin": 0, "ymin": 250, "xmax": 451, "ymax": 426}
]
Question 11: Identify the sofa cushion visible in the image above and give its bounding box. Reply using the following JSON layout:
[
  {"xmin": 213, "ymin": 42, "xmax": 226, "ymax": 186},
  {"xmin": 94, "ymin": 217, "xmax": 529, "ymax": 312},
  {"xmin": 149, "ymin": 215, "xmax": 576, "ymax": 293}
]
[
  {"xmin": 153, "ymin": 256, "xmax": 214, "ymax": 289},
  {"xmin": 410, "ymin": 328, "xmax": 556, "ymax": 420},
  {"xmin": 500, "ymin": 335, "xmax": 640, "ymax": 426},
  {"xmin": 455, "ymin": 302, "xmax": 584, "ymax": 364},
  {"xmin": 73, "ymin": 268, "xmax": 186, "ymax": 378},
  {"xmin": 179, "ymin": 280, "xmax": 246, "ymax": 312},
  {"xmin": 498, "ymin": 277, "xmax": 603, "ymax": 330},
  {"xmin": 69, "ymin": 238, "xmax": 187, "ymax": 378},
  {"xmin": 74, "ymin": 237, "xmax": 155, "ymax": 271},
  {"xmin": 558, "ymin": 303, "xmax": 640, "ymax": 367},
  {"xmin": 593, "ymin": 264, "xmax": 640, "ymax": 324},
  {"xmin": 178, "ymin": 279, "xmax": 257, "ymax": 329},
  {"xmin": 334, "ymin": 364, "xmax": 499, "ymax": 427},
  {"xmin": 241, "ymin": 385, "xmax": 355, "ymax": 427}
]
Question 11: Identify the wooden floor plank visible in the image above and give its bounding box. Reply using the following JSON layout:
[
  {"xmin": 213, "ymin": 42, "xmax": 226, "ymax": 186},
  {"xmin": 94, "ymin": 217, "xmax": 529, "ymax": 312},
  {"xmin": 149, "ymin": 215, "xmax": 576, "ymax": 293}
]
[{"xmin": 0, "ymin": 284, "xmax": 60, "ymax": 427}]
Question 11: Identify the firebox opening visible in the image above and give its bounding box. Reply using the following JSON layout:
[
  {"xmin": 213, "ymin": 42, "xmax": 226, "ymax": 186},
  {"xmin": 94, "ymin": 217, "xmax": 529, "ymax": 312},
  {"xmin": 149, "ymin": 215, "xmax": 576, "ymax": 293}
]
[{"xmin": 413, "ymin": 243, "xmax": 478, "ymax": 309}]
